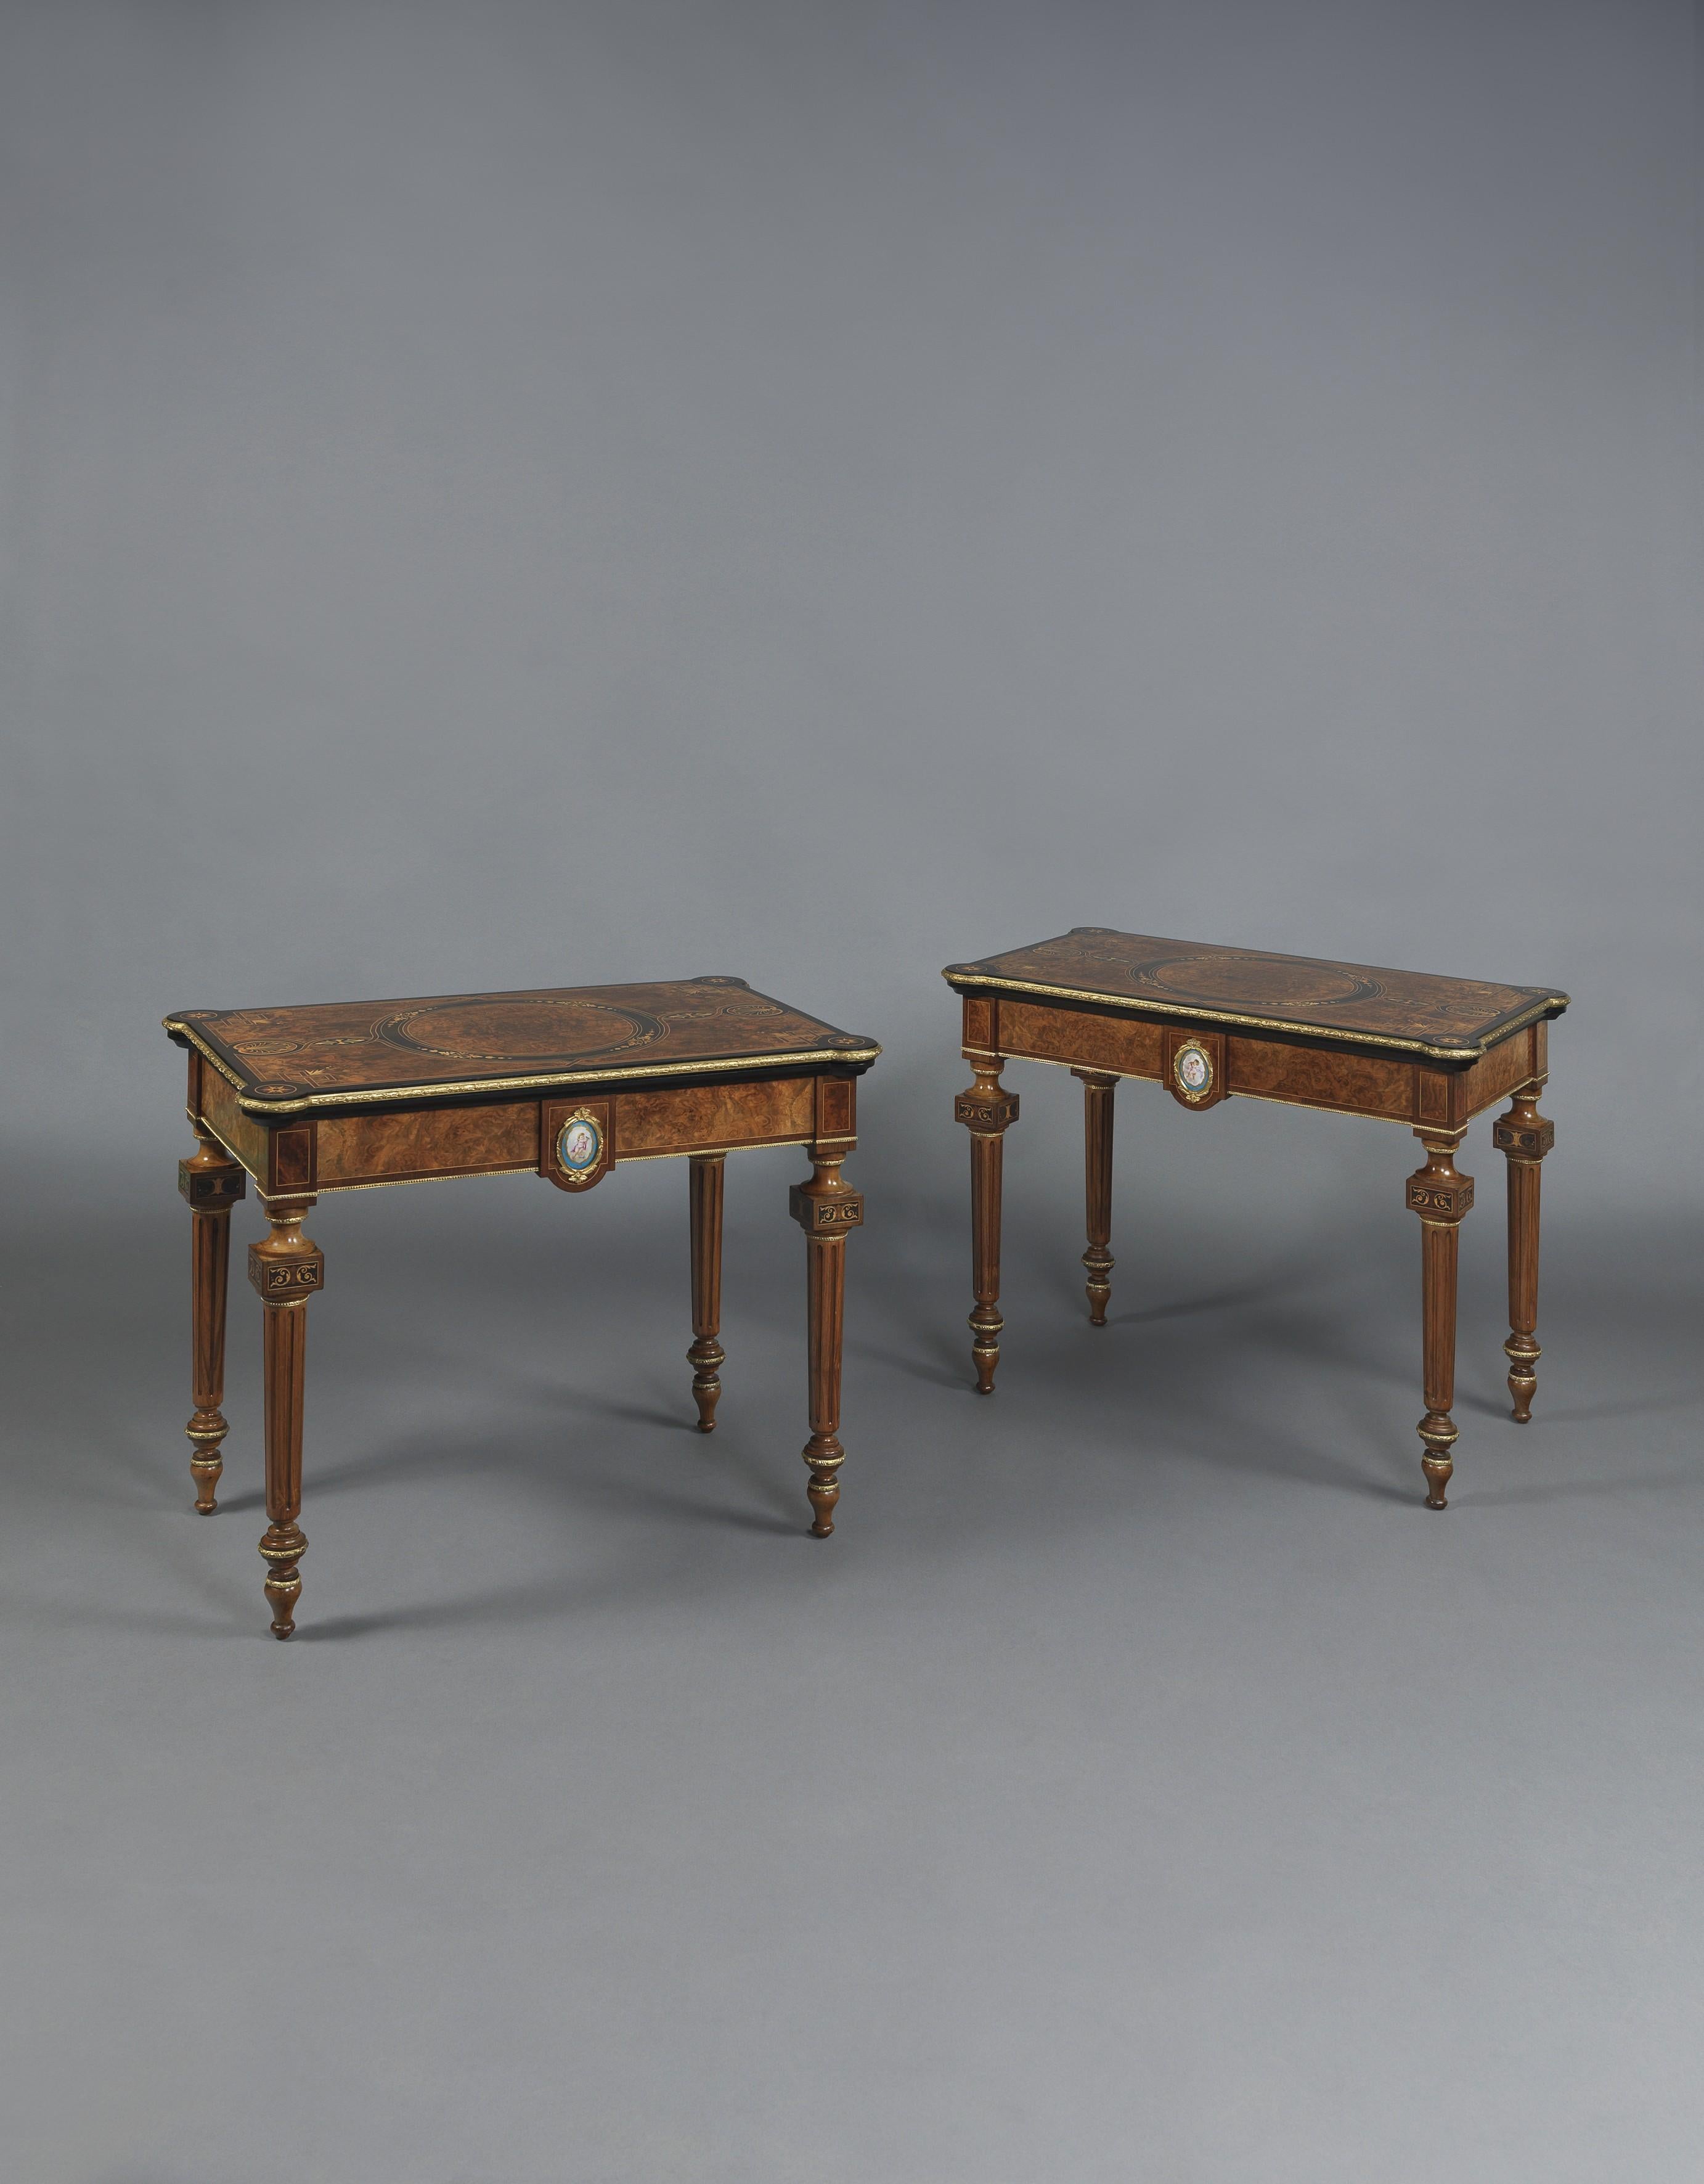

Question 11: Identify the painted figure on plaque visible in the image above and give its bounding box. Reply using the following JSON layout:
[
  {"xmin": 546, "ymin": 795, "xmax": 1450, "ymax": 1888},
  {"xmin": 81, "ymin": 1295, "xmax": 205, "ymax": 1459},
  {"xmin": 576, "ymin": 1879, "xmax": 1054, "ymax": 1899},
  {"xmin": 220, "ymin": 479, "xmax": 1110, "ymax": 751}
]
[{"xmin": 556, "ymin": 1114, "xmax": 603, "ymax": 1176}]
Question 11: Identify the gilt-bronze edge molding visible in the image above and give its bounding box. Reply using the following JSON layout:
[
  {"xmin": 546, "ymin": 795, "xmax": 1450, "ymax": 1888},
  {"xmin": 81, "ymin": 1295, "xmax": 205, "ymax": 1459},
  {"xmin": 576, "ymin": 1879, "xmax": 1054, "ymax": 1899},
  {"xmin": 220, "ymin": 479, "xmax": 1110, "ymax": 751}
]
[
  {"xmin": 941, "ymin": 970, "xmax": 1569, "ymax": 1065},
  {"xmin": 165, "ymin": 1018, "xmax": 881, "ymax": 1114}
]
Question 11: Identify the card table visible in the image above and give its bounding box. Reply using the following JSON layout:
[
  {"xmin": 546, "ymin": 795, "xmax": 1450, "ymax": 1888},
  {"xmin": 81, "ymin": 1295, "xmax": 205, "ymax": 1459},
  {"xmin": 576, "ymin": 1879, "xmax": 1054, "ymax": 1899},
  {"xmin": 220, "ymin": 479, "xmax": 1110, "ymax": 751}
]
[
  {"xmin": 166, "ymin": 979, "xmax": 879, "ymax": 1635},
  {"xmin": 944, "ymin": 930, "xmax": 1568, "ymax": 1507}
]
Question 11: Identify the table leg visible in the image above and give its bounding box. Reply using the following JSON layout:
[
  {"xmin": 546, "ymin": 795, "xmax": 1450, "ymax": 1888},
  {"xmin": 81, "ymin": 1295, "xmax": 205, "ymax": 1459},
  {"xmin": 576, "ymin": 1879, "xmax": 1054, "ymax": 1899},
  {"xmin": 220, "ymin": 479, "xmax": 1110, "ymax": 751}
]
[
  {"xmin": 1072, "ymin": 1069, "xmax": 1117, "ymax": 1325},
  {"xmin": 248, "ymin": 1197, "xmax": 323, "ymax": 1637},
  {"xmin": 178, "ymin": 1131, "xmax": 245, "ymax": 1512},
  {"xmin": 1493, "ymin": 1084, "xmax": 1555, "ymax": 1423},
  {"xmin": 955, "ymin": 1062, "xmax": 1019, "ymax": 1393},
  {"xmin": 687, "ymin": 1153, "xmax": 726, "ymax": 1431},
  {"xmin": 789, "ymin": 1151, "xmax": 864, "ymax": 1536},
  {"xmin": 1406, "ymin": 1132, "xmax": 1474, "ymax": 1509}
]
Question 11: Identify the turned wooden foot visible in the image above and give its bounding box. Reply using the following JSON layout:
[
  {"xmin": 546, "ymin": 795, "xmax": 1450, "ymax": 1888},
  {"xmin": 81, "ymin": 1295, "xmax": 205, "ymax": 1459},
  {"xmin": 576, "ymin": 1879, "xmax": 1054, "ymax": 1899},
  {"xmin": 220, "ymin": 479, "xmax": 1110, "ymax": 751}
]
[
  {"xmin": 955, "ymin": 1062, "xmax": 1018, "ymax": 1391},
  {"xmin": 1072, "ymin": 1069, "xmax": 1117, "ymax": 1324},
  {"xmin": 1406, "ymin": 1133, "xmax": 1473, "ymax": 1508},
  {"xmin": 250, "ymin": 1198, "xmax": 322, "ymax": 1636},
  {"xmin": 789, "ymin": 1150, "xmax": 863, "ymax": 1536},
  {"xmin": 179, "ymin": 1134, "xmax": 245, "ymax": 1511},
  {"xmin": 687, "ymin": 1154, "xmax": 725, "ymax": 1431},
  {"xmin": 1502, "ymin": 1334, "xmax": 1539, "ymax": 1425},
  {"xmin": 1494, "ymin": 1084, "xmax": 1554, "ymax": 1423},
  {"xmin": 968, "ymin": 1302, "xmax": 1003, "ymax": 1394},
  {"xmin": 1417, "ymin": 1412, "xmax": 1458, "ymax": 1511},
  {"xmin": 260, "ymin": 1521, "xmax": 308, "ymax": 1638}
]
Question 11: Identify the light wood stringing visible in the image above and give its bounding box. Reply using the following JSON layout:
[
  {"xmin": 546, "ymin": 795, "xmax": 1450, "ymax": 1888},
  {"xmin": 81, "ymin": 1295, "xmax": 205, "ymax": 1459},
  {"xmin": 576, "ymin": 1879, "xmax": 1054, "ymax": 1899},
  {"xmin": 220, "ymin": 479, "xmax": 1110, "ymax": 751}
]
[
  {"xmin": 198, "ymin": 1068, "xmax": 271, "ymax": 1179},
  {"xmin": 618, "ymin": 1076, "xmax": 820, "ymax": 1159},
  {"xmin": 316, "ymin": 1102, "xmax": 538, "ymax": 1185}
]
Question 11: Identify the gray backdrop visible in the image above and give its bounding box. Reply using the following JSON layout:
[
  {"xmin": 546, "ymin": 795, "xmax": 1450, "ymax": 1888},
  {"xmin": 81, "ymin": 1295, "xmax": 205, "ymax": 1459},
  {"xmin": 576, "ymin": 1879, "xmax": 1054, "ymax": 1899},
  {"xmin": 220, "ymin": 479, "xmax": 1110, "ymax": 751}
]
[{"xmin": 2, "ymin": 4, "xmax": 1698, "ymax": 2180}]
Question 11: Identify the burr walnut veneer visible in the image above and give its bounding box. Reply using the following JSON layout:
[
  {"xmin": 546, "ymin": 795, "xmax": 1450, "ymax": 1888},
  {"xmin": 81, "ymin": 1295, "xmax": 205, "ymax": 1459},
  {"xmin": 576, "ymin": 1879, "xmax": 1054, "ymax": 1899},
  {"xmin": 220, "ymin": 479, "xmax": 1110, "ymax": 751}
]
[
  {"xmin": 167, "ymin": 978, "xmax": 879, "ymax": 1635},
  {"xmin": 947, "ymin": 930, "xmax": 1568, "ymax": 1507}
]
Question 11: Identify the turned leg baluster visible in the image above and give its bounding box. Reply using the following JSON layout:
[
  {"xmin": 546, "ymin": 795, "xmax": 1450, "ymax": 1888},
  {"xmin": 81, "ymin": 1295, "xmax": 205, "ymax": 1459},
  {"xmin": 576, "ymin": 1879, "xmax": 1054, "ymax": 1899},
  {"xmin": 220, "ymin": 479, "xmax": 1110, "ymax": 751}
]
[
  {"xmin": 179, "ymin": 1132, "xmax": 246, "ymax": 1512},
  {"xmin": 687, "ymin": 1153, "xmax": 726, "ymax": 1431},
  {"xmin": 249, "ymin": 1197, "xmax": 323, "ymax": 1637},
  {"xmin": 1072, "ymin": 1069, "xmax": 1117, "ymax": 1325},
  {"xmin": 1493, "ymin": 1084, "xmax": 1555, "ymax": 1423},
  {"xmin": 955, "ymin": 1062, "xmax": 1019, "ymax": 1393},
  {"xmin": 789, "ymin": 1150, "xmax": 864, "ymax": 1536},
  {"xmin": 1406, "ymin": 1132, "xmax": 1474, "ymax": 1509}
]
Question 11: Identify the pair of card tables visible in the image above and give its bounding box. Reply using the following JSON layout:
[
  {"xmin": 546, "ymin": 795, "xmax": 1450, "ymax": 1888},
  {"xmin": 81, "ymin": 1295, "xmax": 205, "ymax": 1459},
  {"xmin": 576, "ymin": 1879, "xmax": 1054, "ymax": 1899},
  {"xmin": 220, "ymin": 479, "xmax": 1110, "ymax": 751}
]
[{"xmin": 167, "ymin": 931, "xmax": 1565, "ymax": 1637}]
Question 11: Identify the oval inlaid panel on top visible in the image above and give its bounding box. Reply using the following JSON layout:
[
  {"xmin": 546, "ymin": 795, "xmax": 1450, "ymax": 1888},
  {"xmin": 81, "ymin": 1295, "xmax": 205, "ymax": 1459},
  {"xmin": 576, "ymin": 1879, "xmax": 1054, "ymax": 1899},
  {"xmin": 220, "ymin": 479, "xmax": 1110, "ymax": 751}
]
[
  {"xmin": 1135, "ymin": 952, "xmax": 1385, "ymax": 1013},
  {"xmin": 375, "ymin": 998, "xmax": 665, "ymax": 1065}
]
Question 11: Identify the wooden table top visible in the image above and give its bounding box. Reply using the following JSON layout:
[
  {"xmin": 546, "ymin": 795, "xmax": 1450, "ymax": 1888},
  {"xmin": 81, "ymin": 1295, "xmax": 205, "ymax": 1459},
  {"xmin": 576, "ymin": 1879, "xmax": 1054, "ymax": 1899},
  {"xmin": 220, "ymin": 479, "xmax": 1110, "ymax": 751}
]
[
  {"xmin": 166, "ymin": 979, "xmax": 880, "ymax": 1114},
  {"xmin": 944, "ymin": 930, "xmax": 1567, "ymax": 1062}
]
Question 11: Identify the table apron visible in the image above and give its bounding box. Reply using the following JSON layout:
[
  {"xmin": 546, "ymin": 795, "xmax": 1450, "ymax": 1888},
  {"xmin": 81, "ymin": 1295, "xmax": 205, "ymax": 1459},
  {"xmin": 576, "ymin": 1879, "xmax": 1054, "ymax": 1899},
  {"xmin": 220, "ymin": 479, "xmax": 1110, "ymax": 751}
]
[
  {"xmin": 194, "ymin": 1070, "xmax": 854, "ymax": 1195},
  {"xmin": 976, "ymin": 997, "xmax": 1543, "ymax": 1129}
]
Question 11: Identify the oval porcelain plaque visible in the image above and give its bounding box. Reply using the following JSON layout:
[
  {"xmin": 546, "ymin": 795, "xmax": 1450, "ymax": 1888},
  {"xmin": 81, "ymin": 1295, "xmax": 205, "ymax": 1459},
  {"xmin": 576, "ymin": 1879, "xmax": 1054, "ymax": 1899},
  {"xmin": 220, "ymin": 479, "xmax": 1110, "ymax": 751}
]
[
  {"xmin": 1173, "ymin": 1041, "xmax": 1213, "ymax": 1100},
  {"xmin": 556, "ymin": 1113, "xmax": 603, "ymax": 1176}
]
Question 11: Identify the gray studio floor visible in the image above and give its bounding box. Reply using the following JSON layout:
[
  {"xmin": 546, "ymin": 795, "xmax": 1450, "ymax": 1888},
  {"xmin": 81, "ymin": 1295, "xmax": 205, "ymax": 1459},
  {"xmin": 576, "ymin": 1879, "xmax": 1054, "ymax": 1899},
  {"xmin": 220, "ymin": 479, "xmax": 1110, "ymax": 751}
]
[{"xmin": 4, "ymin": 1131, "xmax": 1701, "ymax": 2184}]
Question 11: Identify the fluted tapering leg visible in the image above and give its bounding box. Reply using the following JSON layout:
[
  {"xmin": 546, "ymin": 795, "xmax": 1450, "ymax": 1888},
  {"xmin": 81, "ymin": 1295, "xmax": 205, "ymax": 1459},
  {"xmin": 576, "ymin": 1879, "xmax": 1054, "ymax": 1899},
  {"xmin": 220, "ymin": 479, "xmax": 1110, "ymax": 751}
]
[
  {"xmin": 248, "ymin": 1198, "xmax": 323, "ymax": 1637},
  {"xmin": 955, "ymin": 1062, "xmax": 1019, "ymax": 1392},
  {"xmin": 1072, "ymin": 1069, "xmax": 1117, "ymax": 1325},
  {"xmin": 1406, "ymin": 1132, "xmax": 1474, "ymax": 1508},
  {"xmin": 789, "ymin": 1150, "xmax": 864, "ymax": 1536},
  {"xmin": 687, "ymin": 1153, "xmax": 725, "ymax": 1431},
  {"xmin": 1493, "ymin": 1084, "xmax": 1555, "ymax": 1423},
  {"xmin": 179, "ymin": 1132, "xmax": 246, "ymax": 1511}
]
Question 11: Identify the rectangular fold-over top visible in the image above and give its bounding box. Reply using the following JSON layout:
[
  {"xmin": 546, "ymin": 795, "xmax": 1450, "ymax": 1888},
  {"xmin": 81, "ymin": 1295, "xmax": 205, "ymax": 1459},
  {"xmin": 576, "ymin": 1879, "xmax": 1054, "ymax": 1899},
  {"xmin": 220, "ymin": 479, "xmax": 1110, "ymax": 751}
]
[
  {"xmin": 166, "ymin": 979, "xmax": 881, "ymax": 1114},
  {"xmin": 944, "ymin": 930, "xmax": 1567, "ymax": 1063}
]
